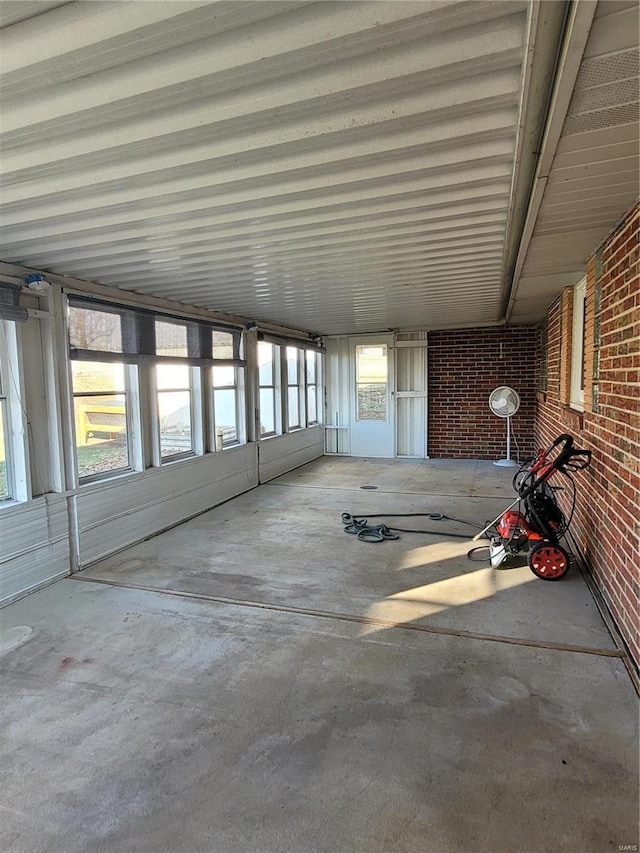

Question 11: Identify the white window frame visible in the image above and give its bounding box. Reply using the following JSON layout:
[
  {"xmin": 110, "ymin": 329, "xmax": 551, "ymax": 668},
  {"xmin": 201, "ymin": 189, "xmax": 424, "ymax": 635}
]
[
  {"xmin": 0, "ymin": 321, "xmax": 30, "ymax": 503},
  {"xmin": 154, "ymin": 361, "xmax": 197, "ymax": 464},
  {"xmin": 570, "ymin": 276, "xmax": 586, "ymax": 411},
  {"xmin": 212, "ymin": 363, "xmax": 245, "ymax": 449},
  {"xmin": 305, "ymin": 350, "xmax": 320, "ymax": 427},
  {"xmin": 258, "ymin": 342, "xmax": 281, "ymax": 438},
  {"xmin": 71, "ymin": 359, "xmax": 135, "ymax": 484},
  {"xmin": 285, "ymin": 346, "xmax": 304, "ymax": 431}
]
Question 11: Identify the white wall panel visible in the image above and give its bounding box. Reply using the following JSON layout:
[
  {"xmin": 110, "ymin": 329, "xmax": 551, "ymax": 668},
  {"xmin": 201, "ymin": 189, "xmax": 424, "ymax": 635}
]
[
  {"xmin": 258, "ymin": 427, "xmax": 324, "ymax": 483},
  {"xmin": 76, "ymin": 444, "xmax": 258, "ymax": 567},
  {"xmin": 396, "ymin": 333, "xmax": 428, "ymax": 458},
  {"xmin": 324, "ymin": 337, "xmax": 351, "ymax": 455},
  {"xmin": 0, "ymin": 494, "xmax": 70, "ymax": 605}
]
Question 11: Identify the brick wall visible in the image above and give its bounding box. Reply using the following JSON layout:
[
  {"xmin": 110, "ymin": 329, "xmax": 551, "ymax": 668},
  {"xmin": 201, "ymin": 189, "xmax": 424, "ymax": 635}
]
[
  {"xmin": 535, "ymin": 202, "xmax": 639, "ymax": 669},
  {"xmin": 428, "ymin": 326, "xmax": 537, "ymax": 460}
]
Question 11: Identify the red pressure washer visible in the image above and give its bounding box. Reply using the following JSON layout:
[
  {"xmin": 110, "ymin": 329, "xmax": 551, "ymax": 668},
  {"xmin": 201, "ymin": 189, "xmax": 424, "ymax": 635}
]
[{"xmin": 473, "ymin": 434, "xmax": 591, "ymax": 580}]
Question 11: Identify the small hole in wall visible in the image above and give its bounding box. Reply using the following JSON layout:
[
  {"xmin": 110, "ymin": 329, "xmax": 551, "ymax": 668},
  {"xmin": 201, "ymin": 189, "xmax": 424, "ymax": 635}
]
[{"xmin": 360, "ymin": 485, "xmax": 378, "ymax": 490}]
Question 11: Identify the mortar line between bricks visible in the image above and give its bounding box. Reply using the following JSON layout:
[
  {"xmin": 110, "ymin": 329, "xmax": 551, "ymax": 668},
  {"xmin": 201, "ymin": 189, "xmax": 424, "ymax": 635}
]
[{"xmin": 68, "ymin": 575, "xmax": 624, "ymax": 659}]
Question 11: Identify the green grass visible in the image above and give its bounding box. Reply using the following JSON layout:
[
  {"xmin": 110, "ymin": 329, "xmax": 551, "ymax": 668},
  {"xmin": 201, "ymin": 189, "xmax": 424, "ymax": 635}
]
[
  {"xmin": 0, "ymin": 445, "xmax": 128, "ymax": 498},
  {"xmin": 76, "ymin": 440, "xmax": 128, "ymax": 478}
]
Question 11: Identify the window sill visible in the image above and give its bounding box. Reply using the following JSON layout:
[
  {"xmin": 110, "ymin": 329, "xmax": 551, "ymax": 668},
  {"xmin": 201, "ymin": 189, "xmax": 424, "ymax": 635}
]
[
  {"xmin": 79, "ymin": 467, "xmax": 134, "ymax": 486},
  {"xmin": 161, "ymin": 451, "xmax": 196, "ymax": 464},
  {"xmin": 0, "ymin": 497, "xmax": 23, "ymax": 512}
]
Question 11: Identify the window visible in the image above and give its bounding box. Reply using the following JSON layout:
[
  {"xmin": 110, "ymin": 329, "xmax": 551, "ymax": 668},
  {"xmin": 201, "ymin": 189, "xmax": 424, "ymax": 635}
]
[
  {"xmin": 213, "ymin": 330, "xmax": 235, "ymax": 360},
  {"xmin": 0, "ymin": 354, "xmax": 10, "ymax": 500},
  {"xmin": 570, "ymin": 277, "xmax": 586, "ymax": 410},
  {"xmin": 258, "ymin": 341, "xmax": 279, "ymax": 436},
  {"xmin": 212, "ymin": 330, "xmax": 244, "ymax": 449},
  {"xmin": 69, "ymin": 304, "xmax": 121, "ymax": 352},
  {"xmin": 286, "ymin": 346, "xmax": 302, "ymax": 430},
  {"xmin": 68, "ymin": 296, "xmax": 246, "ymax": 473},
  {"xmin": 71, "ymin": 361, "xmax": 131, "ymax": 480},
  {"xmin": 355, "ymin": 344, "xmax": 388, "ymax": 421},
  {"xmin": 305, "ymin": 350, "xmax": 319, "ymax": 425},
  {"xmin": 156, "ymin": 363, "xmax": 193, "ymax": 460},
  {"xmin": 156, "ymin": 319, "xmax": 188, "ymax": 358},
  {"xmin": 213, "ymin": 365, "xmax": 243, "ymax": 447},
  {"xmin": 0, "ymin": 316, "xmax": 30, "ymax": 502}
]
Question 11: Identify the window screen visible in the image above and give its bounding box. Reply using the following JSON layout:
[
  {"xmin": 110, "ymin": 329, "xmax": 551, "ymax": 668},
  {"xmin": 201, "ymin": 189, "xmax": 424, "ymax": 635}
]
[{"xmin": 68, "ymin": 296, "xmax": 243, "ymax": 365}]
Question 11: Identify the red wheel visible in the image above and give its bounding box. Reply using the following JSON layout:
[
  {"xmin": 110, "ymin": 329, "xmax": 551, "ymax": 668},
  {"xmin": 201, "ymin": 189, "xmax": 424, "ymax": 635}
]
[{"xmin": 527, "ymin": 543, "xmax": 570, "ymax": 581}]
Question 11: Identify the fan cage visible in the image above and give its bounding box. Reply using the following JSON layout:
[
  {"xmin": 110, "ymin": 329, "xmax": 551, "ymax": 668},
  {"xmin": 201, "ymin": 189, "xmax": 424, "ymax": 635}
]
[{"xmin": 488, "ymin": 386, "xmax": 520, "ymax": 418}]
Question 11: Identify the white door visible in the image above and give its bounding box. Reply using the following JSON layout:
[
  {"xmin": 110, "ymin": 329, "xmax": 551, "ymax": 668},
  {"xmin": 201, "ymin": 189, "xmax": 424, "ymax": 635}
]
[
  {"xmin": 395, "ymin": 335, "xmax": 428, "ymax": 458},
  {"xmin": 349, "ymin": 335, "xmax": 395, "ymax": 457}
]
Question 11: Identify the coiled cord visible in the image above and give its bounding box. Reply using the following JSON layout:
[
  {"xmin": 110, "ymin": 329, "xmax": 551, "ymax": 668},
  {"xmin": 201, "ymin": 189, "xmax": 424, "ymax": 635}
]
[{"xmin": 341, "ymin": 511, "xmax": 483, "ymax": 544}]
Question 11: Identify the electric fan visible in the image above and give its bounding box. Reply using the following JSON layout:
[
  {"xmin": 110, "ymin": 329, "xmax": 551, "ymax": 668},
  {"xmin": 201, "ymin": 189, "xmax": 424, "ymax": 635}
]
[{"xmin": 488, "ymin": 386, "xmax": 520, "ymax": 467}]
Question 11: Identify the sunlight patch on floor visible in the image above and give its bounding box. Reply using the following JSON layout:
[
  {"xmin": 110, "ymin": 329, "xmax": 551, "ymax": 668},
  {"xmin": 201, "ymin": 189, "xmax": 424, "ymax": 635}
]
[
  {"xmin": 360, "ymin": 566, "xmax": 536, "ymax": 635},
  {"xmin": 395, "ymin": 540, "xmax": 469, "ymax": 570}
]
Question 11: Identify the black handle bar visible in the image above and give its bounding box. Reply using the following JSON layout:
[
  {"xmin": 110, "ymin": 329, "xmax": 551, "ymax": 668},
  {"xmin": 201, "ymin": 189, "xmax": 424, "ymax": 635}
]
[{"xmin": 518, "ymin": 434, "xmax": 591, "ymax": 500}]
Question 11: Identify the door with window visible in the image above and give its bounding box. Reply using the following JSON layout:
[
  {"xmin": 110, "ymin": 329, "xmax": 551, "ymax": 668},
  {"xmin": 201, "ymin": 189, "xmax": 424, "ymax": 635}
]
[{"xmin": 349, "ymin": 335, "xmax": 395, "ymax": 457}]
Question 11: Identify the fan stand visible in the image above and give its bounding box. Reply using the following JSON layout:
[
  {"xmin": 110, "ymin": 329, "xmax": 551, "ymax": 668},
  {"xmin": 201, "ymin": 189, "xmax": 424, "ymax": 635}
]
[{"xmin": 494, "ymin": 416, "xmax": 518, "ymax": 467}]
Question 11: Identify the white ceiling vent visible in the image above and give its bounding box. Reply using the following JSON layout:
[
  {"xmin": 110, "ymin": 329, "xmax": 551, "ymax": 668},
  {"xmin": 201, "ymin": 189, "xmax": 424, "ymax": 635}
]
[{"xmin": 574, "ymin": 48, "xmax": 639, "ymax": 89}]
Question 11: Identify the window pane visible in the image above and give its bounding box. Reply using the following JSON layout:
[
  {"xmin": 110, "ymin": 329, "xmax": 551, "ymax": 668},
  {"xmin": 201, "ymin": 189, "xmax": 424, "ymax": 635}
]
[
  {"xmin": 213, "ymin": 330, "xmax": 234, "ymax": 359},
  {"xmin": 69, "ymin": 307, "xmax": 122, "ymax": 352},
  {"xmin": 158, "ymin": 390, "xmax": 192, "ymax": 457},
  {"xmin": 213, "ymin": 365, "xmax": 234, "ymax": 387},
  {"xmin": 288, "ymin": 387, "xmax": 300, "ymax": 428},
  {"xmin": 258, "ymin": 342, "xmax": 274, "ymax": 385},
  {"xmin": 71, "ymin": 361, "xmax": 129, "ymax": 479},
  {"xmin": 287, "ymin": 347, "xmax": 299, "ymax": 385},
  {"xmin": 0, "ymin": 403, "xmax": 8, "ymax": 498},
  {"xmin": 259, "ymin": 388, "xmax": 275, "ymax": 434},
  {"xmin": 72, "ymin": 361, "xmax": 124, "ymax": 392},
  {"xmin": 356, "ymin": 345, "xmax": 387, "ymax": 421},
  {"xmin": 306, "ymin": 351, "xmax": 317, "ymax": 383},
  {"xmin": 156, "ymin": 320, "xmax": 188, "ymax": 357},
  {"xmin": 74, "ymin": 394, "xmax": 129, "ymax": 478},
  {"xmin": 356, "ymin": 345, "xmax": 387, "ymax": 383},
  {"xmin": 357, "ymin": 384, "xmax": 387, "ymax": 420},
  {"xmin": 214, "ymin": 389, "xmax": 237, "ymax": 444},
  {"xmin": 307, "ymin": 386, "xmax": 317, "ymax": 423},
  {"xmin": 156, "ymin": 363, "xmax": 189, "ymax": 390}
]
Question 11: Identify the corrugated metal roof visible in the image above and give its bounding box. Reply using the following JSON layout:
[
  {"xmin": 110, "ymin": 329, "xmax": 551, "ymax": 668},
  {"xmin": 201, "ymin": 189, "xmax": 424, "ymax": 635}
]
[
  {"xmin": 1, "ymin": 0, "xmax": 531, "ymax": 334},
  {"xmin": 1, "ymin": 1, "xmax": 635, "ymax": 334}
]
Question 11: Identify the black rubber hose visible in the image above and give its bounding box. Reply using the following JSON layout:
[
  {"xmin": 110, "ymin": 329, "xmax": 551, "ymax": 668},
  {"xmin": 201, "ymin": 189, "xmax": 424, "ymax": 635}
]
[{"xmin": 341, "ymin": 511, "xmax": 482, "ymax": 529}]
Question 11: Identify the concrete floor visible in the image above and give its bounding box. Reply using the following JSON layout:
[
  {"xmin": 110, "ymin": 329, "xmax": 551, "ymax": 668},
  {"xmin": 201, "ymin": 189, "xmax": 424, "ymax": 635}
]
[{"xmin": 1, "ymin": 457, "xmax": 638, "ymax": 852}]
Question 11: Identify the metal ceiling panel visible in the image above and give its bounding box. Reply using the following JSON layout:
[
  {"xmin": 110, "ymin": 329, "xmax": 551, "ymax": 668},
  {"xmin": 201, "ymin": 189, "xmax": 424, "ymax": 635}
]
[
  {"xmin": 1, "ymin": 0, "xmax": 604, "ymax": 335},
  {"xmin": 3, "ymin": 1, "xmax": 635, "ymax": 332}
]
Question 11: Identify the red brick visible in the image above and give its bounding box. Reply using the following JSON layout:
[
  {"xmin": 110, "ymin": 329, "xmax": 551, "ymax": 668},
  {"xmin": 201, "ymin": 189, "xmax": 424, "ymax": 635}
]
[{"xmin": 536, "ymin": 202, "xmax": 640, "ymax": 671}]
